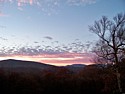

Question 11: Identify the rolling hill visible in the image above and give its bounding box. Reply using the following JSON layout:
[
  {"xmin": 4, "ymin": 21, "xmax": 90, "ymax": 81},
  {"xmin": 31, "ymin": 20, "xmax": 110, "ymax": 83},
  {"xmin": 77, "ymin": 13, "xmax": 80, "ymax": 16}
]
[
  {"xmin": 0, "ymin": 59, "xmax": 56, "ymax": 73},
  {"xmin": 65, "ymin": 64, "xmax": 86, "ymax": 72},
  {"xmin": 0, "ymin": 59, "xmax": 86, "ymax": 73}
]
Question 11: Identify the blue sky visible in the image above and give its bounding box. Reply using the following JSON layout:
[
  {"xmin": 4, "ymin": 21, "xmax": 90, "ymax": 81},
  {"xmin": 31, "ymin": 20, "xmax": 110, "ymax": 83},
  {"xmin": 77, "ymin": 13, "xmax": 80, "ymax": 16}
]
[{"xmin": 0, "ymin": 0, "xmax": 124, "ymax": 66}]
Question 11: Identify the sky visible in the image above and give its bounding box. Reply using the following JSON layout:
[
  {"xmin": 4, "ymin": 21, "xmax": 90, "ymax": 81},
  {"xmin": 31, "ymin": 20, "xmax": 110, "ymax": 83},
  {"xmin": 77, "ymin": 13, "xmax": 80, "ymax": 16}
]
[{"xmin": 0, "ymin": 0, "xmax": 124, "ymax": 66}]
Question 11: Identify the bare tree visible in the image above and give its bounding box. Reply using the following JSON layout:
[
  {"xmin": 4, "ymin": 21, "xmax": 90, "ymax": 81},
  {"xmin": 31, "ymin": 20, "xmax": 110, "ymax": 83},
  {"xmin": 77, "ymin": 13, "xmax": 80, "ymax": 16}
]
[{"xmin": 89, "ymin": 13, "xmax": 125, "ymax": 93}]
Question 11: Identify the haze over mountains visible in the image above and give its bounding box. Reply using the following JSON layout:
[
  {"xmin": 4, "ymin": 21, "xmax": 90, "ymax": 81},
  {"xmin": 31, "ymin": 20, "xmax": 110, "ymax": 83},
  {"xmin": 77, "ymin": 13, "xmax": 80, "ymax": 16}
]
[{"xmin": 0, "ymin": 59, "xmax": 86, "ymax": 73}]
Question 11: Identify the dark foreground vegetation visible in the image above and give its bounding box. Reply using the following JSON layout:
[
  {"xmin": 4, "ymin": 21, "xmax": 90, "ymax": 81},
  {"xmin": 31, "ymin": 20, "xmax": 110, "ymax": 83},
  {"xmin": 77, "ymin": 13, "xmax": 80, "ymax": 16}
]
[{"xmin": 0, "ymin": 60, "xmax": 125, "ymax": 94}]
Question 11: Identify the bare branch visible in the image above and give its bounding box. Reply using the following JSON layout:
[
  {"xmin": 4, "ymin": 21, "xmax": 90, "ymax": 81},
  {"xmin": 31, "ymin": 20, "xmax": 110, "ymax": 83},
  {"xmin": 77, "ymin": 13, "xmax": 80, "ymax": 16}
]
[{"xmin": 90, "ymin": 13, "xmax": 125, "ymax": 65}]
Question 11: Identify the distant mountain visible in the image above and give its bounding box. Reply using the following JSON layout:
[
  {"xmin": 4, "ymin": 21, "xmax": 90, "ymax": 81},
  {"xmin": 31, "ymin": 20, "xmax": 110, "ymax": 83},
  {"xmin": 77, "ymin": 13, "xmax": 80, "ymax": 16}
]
[
  {"xmin": 0, "ymin": 59, "xmax": 56, "ymax": 73},
  {"xmin": 65, "ymin": 64, "xmax": 86, "ymax": 73},
  {"xmin": 86, "ymin": 63, "xmax": 108, "ymax": 69},
  {"xmin": 66, "ymin": 64, "xmax": 86, "ymax": 68},
  {"xmin": 0, "ymin": 59, "xmax": 89, "ymax": 73}
]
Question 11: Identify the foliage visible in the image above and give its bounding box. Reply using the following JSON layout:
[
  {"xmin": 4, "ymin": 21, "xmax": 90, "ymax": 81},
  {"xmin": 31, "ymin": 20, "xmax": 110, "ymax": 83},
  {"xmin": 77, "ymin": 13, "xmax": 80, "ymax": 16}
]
[{"xmin": 0, "ymin": 63, "xmax": 125, "ymax": 94}]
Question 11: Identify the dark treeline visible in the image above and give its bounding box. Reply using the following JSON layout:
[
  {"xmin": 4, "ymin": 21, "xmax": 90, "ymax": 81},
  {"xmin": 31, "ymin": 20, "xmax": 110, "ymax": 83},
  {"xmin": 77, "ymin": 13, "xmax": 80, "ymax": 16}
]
[{"xmin": 0, "ymin": 60, "xmax": 125, "ymax": 94}]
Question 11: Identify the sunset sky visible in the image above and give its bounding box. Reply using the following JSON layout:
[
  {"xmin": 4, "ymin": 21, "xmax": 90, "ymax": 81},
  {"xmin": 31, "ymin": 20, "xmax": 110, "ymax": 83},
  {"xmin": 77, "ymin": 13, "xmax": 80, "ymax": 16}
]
[{"xmin": 0, "ymin": 0, "xmax": 124, "ymax": 66}]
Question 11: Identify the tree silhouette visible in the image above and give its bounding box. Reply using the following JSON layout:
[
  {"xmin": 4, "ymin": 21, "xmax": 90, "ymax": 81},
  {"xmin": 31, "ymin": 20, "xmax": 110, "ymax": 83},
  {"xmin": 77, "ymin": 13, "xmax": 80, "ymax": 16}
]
[{"xmin": 89, "ymin": 13, "xmax": 125, "ymax": 93}]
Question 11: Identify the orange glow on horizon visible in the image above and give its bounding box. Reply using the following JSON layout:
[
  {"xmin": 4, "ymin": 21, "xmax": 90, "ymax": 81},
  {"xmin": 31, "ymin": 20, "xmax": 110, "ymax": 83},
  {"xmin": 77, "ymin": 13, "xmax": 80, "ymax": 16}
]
[{"xmin": 0, "ymin": 53, "xmax": 94, "ymax": 66}]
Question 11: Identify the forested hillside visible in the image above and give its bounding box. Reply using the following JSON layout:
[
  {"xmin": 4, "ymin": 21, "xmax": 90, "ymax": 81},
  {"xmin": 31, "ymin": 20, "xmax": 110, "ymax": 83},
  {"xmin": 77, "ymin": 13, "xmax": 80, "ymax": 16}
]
[{"xmin": 0, "ymin": 59, "xmax": 124, "ymax": 94}]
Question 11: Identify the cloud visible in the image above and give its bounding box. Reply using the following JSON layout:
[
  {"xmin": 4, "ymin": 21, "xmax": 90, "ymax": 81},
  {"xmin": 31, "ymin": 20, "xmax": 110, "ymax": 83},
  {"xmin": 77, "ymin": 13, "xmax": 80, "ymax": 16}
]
[
  {"xmin": 0, "ymin": 25, "xmax": 6, "ymax": 28},
  {"xmin": 0, "ymin": 48, "xmax": 93, "ymax": 65},
  {"xmin": 0, "ymin": 37, "xmax": 8, "ymax": 41},
  {"xmin": 38, "ymin": 53, "xmax": 93, "ymax": 65},
  {"xmin": 17, "ymin": 0, "xmax": 33, "ymax": 7},
  {"xmin": 0, "ymin": 39, "xmax": 91, "ymax": 57},
  {"xmin": 43, "ymin": 36, "xmax": 53, "ymax": 40},
  {"xmin": 7, "ymin": 0, "xmax": 96, "ymax": 6},
  {"xmin": 34, "ymin": 41, "xmax": 39, "ymax": 43},
  {"xmin": 67, "ymin": 0, "xmax": 96, "ymax": 6},
  {"xmin": 0, "ymin": 12, "xmax": 9, "ymax": 17},
  {"xmin": 18, "ymin": 7, "xmax": 23, "ymax": 11},
  {"xmin": 0, "ymin": 39, "xmax": 94, "ymax": 65},
  {"xmin": 0, "ymin": 0, "xmax": 97, "ymax": 15}
]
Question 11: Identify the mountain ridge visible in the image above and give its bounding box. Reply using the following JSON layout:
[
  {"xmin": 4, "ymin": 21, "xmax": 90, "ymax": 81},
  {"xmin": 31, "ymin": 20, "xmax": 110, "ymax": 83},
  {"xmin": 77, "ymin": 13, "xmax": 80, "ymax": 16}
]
[
  {"xmin": 0, "ymin": 59, "xmax": 57, "ymax": 73},
  {"xmin": 0, "ymin": 59, "xmax": 89, "ymax": 73}
]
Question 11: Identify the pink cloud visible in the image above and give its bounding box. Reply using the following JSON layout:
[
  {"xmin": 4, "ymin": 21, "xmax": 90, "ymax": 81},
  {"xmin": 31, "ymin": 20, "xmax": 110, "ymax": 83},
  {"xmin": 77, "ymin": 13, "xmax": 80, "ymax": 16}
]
[
  {"xmin": 38, "ymin": 53, "xmax": 93, "ymax": 66},
  {"xmin": 0, "ymin": 52, "xmax": 94, "ymax": 66},
  {"xmin": 17, "ymin": 0, "xmax": 33, "ymax": 6},
  {"xmin": 0, "ymin": 13, "xmax": 8, "ymax": 17}
]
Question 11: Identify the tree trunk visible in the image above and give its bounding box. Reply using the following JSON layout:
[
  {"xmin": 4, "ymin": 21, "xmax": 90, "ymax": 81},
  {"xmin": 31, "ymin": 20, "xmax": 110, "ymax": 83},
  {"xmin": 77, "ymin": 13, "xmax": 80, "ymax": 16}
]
[
  {"xmin": 116, "ymin": 68, "xmax": 122, "ymax": 93},
  {"xmin": 114, "ymin": 50, "xmax": 122, "ymax": 93}
]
